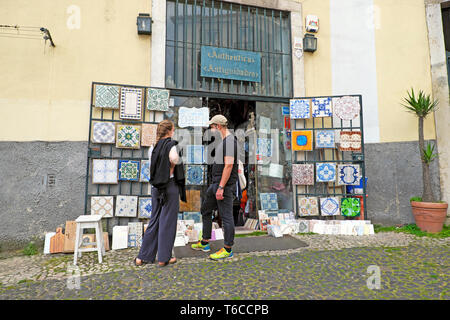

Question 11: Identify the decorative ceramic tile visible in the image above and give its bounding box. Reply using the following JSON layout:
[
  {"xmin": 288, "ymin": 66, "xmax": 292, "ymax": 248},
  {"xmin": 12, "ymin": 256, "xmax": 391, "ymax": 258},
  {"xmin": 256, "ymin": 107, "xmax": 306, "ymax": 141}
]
[
  {"xmin": 91, "ymin": 196, "xmax": 114, "ymax": 218},
  {"xmin": 290, "ymin": 99, "xmax": 311, "ymax": 119},
  {"xmin": 147, "ymin": 88, "xmax": 170, "ymax": 111},
  {"xmin": 116, "ymin": 125, "xmax": 141, "ymax": 149},
  {"xmin": 178, "ymin": 107, "xmax": 209, "ymax": 127},
  {"xmin": 298, "ymin": 197, "xmax": 319, "ymax": 216},
  {"xmin": 315, "ymin": 130, "xmax": 335, "ymax": 148},
  {"xmin": 292, "ymin": 130, "xmax": 313, "ymax": 151},
  {"xmin": 341, "ymin": 197, "xmax": 361, "ymax": 217},
  {"xmin": 183, "ymin": 212, "xmax": 202, "ymax": 223},
  {"xmin": 92, "ymin": 159, "xmax": 118, "ymax": 184},
  {"xmin": 138, "ymin": 197, "xmax": 152, "ymax": 219},
  {"xmin": 292, "ymin": 164, "xmax": 314, "ymax": 185},
  {"xmin": 120, "ymin": 87, "xmax": 143, "ymax": 120},
  {"xmin": 112, "ymin": 226, "xmax": 129, "ymax": 250},
  {"xmin": 92, "ymin": 121, "xmax": 115, "ymax": 144},
  {"xmin": 186, "ymin": 165, "xmax": 206, "ymax": 185},
  {"xmin": 298, "ymin": 220, "xmax": 310, "ymax": 233},
  {"xmin": 256, "ymin": 138, "xmax": 273, "ymax": 157},
  {"xmin": 140, "ymin": 160, "xmax": 150, "ymax": 182},
  {"xmin": 118, "ymin": 160, "xmax": 140, "ymax": 181},
  {"xmin": 260, "ymin": 193, "xmax": 278, "ymax": 211},
  {"xmin": 316, "ymin": 163, "xmax": 336, "ymax": 182},
  {"xmin": 339, "ymin": 131, "xmax": 362, "ymax": 152},
  {"xmin": 93, "ymin": 84, "xmax": 120, "ymax": 109},
  {"xmin": 115, "ymin": 195, "xmax": 138, "ymax": 217},
  {"xmin": 128, "ymin": 222, "xmax": 143, "ymax": 247},
  {"xmin": 259, "ymin": 115, "xmax": 271, "ymax": 134},
  {"xmin": 337, "ymin": 164, "xmax": 361, "ymax": 185},
  {"xmin": 332, "ymin": 96, "xmax": 360, "ymax": 121},
  {"xmin": 311, "ymin": 97, "xmax": 333, "ymax": 117},
  {"xmin": 141, "ymin": 123, "xmax": 158, "ymax": 147},
  {"xmin": 186, "ymin": 145, "xmax": 205, "ymax": 164},
  {"xmin": 320, "ymin": 197, "xmax": 340, "ymax": 216}
]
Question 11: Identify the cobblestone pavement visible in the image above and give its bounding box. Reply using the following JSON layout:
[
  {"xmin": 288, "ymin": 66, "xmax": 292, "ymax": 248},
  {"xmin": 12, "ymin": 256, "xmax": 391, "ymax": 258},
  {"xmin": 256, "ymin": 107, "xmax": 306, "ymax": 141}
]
[{"xmin": 0, "ymin": 233, "xmax": 448, "ymax": 300}]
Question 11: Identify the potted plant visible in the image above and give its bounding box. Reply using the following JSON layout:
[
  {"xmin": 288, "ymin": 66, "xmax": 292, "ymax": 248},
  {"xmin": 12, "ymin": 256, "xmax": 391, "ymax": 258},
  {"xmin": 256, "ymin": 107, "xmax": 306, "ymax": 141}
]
[{"xmin": 402, "ymin": 88, "xmax": 448, "ymax": 233}]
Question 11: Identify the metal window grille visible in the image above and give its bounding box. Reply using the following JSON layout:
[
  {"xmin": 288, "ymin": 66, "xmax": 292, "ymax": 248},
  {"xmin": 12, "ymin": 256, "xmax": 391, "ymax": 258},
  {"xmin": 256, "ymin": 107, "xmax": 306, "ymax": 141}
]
[{"xmin": 165, "ymin": 0, "xmax": 293, "ymax": 98}]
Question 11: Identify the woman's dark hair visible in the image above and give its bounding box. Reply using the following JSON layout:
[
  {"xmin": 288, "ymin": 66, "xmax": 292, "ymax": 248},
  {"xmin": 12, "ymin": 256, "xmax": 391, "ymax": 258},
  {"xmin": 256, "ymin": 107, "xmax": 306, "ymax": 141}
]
[{"xmin": 155, "ymin": 120, "xmax": 174, "ymax": 144}]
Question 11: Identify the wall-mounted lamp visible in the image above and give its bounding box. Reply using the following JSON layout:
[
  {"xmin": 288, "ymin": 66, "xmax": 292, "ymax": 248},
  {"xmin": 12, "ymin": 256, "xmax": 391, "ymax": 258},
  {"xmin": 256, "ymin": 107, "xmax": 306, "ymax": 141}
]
[
  {"xmin": 303, "ymin": 33, "xmax": 317, "ymax": 53},
  {"xmin": 137, "ymin": 13, "xmax": 152, "ymax": 35}
]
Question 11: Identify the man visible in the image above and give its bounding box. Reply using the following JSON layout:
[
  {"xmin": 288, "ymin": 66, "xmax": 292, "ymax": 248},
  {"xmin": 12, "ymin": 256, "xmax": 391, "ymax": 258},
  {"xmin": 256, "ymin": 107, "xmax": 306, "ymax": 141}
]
[{"xmin": 191, "ymin": 114, "xmax": 238, "ymax": 260}]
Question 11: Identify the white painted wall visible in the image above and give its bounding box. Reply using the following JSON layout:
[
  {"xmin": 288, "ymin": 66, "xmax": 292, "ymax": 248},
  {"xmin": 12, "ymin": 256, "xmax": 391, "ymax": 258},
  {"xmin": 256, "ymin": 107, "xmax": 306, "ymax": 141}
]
[{"xmin": 330, "ymin": 0, "xmax": 380, "ymax": 143}]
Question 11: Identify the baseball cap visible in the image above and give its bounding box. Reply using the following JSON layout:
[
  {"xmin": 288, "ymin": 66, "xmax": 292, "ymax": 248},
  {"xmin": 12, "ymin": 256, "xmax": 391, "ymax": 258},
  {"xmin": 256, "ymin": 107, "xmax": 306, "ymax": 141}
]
[{"xmin": 208, "ymin": 114, "xmax": 228, "ymax": 126}]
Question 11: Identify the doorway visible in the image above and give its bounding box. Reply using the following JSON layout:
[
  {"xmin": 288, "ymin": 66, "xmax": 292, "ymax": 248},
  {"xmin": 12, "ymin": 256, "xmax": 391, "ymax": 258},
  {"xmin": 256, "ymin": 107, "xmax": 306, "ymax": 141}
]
[{"xmin": 168, "ymin": 94, "xmax": 293, "ymax": 228}]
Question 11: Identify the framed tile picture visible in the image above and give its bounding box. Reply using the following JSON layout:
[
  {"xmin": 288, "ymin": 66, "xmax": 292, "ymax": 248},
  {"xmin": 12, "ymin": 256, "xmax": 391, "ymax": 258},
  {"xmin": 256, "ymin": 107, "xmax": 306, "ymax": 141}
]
[
  {"xmin": 116, "ymin": 124, "xmax": 141, "ymax": 149},
  {"xmin": 320, "ymin": 197, "xmax": 340, "ymax": 216},
  {"xmin": 311, "ymin": 97, "xmax": 332, "ymax": 118},
  {"xmin": 315, "ymin": 130, "xmax": 335, "ymax": 149},
  {"xmin": 119, "ymin": 87, "xmax": 143, "ymax": 120},
  {"xmin": 93, "ymin": 84, "xmax": 120, "ymax": 109},
  {"xmin": 118, "ymin": 160, "xmax": 140, "ymax": 181},
  {"xmin": 292, "ymin": 164, "xmax": 314, "ymax": 185},
  {"xmin": 138, "ymin": 197, "xmax": 152, "ymax": 219},
  {"xmin": 92, "ymin": 159, "xmax": 118, "ymax": 184},
  {"xmin": 141, "ymin": 123, "xmax": 158, "ymax": 147},
  {"xmin": 289, "ymin": 99, "xmax": 311, "ymax": 119},
  {"xmin": 140, "ymin": 160, "xmax": 150, "ymax": 182},
  {"xmin": 292, "ymin": 130, "xmax": 313, "ymax": 151},
  {"xmin": 91, "ymin": 196, "xmax": 114, "ymax": 218},
  {"xmin": 147, "ymin": 87, "xmax": 170, "ymax": 111},
  {"xmin": 316, "ymin": 163, "xmax": 336, "ymax": 182},
  {"xmin": 115, "ymin": 195, "xmax": 138, "ymax": 217},
  {"xmin": 92, "ymin": 121, "xmax": 115, "ymax": 144},
  {"xmin": 332, "ymin": 96, "xmax": 360, "ymax": 121}
]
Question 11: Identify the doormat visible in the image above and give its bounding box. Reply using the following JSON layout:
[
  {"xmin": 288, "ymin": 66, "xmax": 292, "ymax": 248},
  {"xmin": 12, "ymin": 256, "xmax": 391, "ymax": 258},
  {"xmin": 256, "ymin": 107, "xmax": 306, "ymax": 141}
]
[{"xmin": 173, "ymin": 235, "xmax": 308, "ymax": 259}]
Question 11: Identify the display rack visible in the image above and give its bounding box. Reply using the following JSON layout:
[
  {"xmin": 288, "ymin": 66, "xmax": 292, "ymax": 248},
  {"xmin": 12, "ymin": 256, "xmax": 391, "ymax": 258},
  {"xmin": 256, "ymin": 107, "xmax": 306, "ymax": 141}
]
[
  {"xmin": 84, "ymin": 81, "xmax": 162, "ymax": 233},
  {"xmin": 292, "ymin": 94, "xmax": 368, "ymax": 220}
]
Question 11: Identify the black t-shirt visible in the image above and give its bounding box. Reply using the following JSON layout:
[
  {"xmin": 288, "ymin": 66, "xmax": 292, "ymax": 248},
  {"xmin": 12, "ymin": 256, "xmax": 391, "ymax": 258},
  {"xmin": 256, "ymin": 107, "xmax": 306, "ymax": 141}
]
[{"xmin": 211, "ymin": 134, "xmax": 238, "ymax": 187}]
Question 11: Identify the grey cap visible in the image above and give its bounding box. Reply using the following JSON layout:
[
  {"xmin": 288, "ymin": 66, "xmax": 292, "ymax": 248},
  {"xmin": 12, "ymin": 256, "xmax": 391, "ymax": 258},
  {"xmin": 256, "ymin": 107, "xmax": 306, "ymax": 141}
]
[{"xmin": 208, "ymin": 114, "xmax": 228, "ymax": 126}]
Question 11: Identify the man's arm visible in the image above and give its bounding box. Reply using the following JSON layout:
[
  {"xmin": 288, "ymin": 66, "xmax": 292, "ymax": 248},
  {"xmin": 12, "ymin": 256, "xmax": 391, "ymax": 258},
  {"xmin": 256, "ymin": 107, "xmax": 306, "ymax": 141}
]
[{"xmin": 219, "ymin": 156, "xmax": 234, "ymax": 188}]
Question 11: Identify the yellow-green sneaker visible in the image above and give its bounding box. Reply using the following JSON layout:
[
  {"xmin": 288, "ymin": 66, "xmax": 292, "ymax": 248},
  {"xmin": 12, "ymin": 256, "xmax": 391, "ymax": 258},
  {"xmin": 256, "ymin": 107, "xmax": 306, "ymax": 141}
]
[
  {"xmin": 191, "ymin": 241, "xmax": 210, "ymax": 252},
  {"xmin": 209, "ymin": 248, "xmax": 233, "ymax": 260}
]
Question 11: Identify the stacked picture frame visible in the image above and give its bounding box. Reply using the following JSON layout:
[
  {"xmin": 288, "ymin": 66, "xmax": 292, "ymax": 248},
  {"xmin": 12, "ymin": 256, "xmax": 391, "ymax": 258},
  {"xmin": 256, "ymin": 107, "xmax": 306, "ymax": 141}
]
[{"xmin": 290, "ymin": 94, "xmax": 367, "ymax": 220}]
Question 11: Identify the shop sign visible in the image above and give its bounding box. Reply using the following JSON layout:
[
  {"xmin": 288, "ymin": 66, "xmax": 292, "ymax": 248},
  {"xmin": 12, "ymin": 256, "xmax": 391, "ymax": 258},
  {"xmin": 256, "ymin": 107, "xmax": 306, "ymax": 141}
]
[{"xmin": 201, "ymin": 46, "xmax": 261, "ymax": 82}]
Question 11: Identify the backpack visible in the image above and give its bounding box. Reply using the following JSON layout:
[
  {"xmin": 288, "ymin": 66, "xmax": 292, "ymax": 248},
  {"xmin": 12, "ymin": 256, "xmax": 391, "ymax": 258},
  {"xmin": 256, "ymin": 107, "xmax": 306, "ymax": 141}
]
[{"xmin": 238, "ymin": 159, "xmax": 247, "ymax": 189}]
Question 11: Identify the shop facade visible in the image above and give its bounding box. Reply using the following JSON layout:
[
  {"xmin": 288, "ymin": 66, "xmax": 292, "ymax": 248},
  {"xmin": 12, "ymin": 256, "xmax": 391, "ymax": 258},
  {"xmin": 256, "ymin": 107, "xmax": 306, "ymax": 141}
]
[{"xmin": 1, "ymin": 0, "xmax": 449, "ymax": 248}]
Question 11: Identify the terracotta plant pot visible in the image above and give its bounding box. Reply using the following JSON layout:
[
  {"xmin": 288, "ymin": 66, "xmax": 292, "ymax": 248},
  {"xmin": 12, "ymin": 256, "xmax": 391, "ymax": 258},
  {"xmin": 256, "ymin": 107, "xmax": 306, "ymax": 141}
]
[{"xmin": 410, "ymin": 201, "xmax": 448, "ymax": 233}]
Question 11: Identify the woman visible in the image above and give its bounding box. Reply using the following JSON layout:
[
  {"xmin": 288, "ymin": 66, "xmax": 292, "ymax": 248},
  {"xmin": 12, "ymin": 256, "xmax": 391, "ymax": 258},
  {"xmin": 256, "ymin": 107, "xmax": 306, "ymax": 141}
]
[{"xmin": 134, "ymin": 120, "xmax": 186, "ymax": 267}]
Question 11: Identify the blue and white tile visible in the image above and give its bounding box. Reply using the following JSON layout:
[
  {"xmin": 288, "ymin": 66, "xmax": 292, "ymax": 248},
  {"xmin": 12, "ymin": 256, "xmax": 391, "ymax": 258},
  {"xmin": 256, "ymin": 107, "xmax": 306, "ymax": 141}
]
[
  {"xmin": 311, "ymin": 97, "xmax": 333, "ymax": 117},
  {"xmin": 316, "ymin": 163, "xmax": 336, "ymax": 182},
  {"xmin": 289, "ymin": 99, "xmax": 310, "ymax": 119},
  {"xmin": 138, "ymin": 197, "xmax": 152, "ymax": 219},
  {"xmin": 128, "ymin": 222, "xmax": 143, "ymax": 247},
  {"xmin": 320, "ymin": 197, "xmax": 340, "ymax": 216},
  {"xmin": 183, "ymin": 212, "xmax": 202, "ymax": 223},
  {"xmin": 260, "ymin": 193, "xmax": 278, "ymax": 211},
  {"xmin": 140, "ymin": 160, "xmax": 150, "ymax": 182},
  {"xmin": 186, "ymin": 165, "xmax": 206, "ymax": 185},
  {"xmin": 256, "ymin": 138, "xmax": 273, "ymax": 157},
  {"xmin": 315, "ymin": 130, "xmax": 335, "ymax": 148},
  {"xmin": 337, "ymin": 164, "xmax": 361, "ymax": 185},
  {"xmin": 186, "ymin": 145, "xmax": 205, "ymax": 164},
  {"xmin": 92, "ymin": 121, "xmax": 115, "ymax": 144},
  {"xmin": 92, "ymin": 159, "xmax": 118, "ymax": 184},
  {"xmin": 115, "ymin": 195, "xmax": 138, "ymax": 217}
]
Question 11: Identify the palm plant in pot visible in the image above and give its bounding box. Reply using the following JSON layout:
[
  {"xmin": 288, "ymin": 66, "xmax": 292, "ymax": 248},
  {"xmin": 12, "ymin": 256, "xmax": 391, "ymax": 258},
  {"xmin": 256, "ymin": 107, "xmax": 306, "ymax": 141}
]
[{"xmin": 401, "ymin": 88, "xmax": 448, "ymax": 233}]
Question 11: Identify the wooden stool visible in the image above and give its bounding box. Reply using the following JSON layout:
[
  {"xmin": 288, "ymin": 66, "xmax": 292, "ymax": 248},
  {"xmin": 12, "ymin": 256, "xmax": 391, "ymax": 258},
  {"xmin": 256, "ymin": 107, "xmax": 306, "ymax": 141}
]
[{"xmin": 73, "ymin": 215, "xmax": 105, "ymax": 265}]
